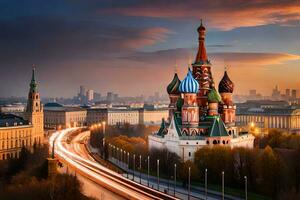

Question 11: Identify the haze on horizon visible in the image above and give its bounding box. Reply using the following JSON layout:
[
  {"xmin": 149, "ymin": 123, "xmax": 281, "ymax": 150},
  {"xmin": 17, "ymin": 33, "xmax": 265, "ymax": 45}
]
[{"xmin": 1, "ymin": 0, "xmax": 300, "ymax": 98}]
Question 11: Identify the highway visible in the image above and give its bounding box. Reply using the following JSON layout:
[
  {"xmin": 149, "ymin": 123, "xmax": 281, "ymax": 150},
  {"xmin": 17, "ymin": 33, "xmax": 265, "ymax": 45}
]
[{"xmin": 49, "ymin": 128, "xmax": 180, "ymax": 200}]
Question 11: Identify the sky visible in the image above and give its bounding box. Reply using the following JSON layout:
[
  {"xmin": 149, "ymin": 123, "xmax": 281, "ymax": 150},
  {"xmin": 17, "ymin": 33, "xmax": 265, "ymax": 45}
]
[{"xmin": 1, "ymin": 0, "xmax": 300, "ymax": 98}]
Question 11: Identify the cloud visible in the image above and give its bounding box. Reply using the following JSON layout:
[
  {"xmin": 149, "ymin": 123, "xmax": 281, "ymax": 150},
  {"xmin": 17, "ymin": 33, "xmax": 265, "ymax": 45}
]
[
  {"xmin": 0, "ymin": 16, "xmax": 171, "ymax": 63},
  {"xmin": 122, "ymin": 48, "xmax": 300, "ymax": 67},
  {"xmin": 99, "ymin": 0, "xmax": 300, "ymax": 30}
]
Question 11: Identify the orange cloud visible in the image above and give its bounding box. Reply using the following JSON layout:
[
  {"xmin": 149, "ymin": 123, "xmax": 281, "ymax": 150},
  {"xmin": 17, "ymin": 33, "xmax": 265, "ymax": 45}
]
[
  {"xmin": 99, "ymin": 0, "xmax": 300, "ymax": 30},
  {"xmin": 123, "ymin": 27, "xmax": 171, "ymax": 49}
]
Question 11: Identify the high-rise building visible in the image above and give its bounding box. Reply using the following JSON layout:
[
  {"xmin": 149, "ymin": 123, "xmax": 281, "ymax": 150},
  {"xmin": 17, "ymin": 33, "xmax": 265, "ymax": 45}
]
[
  {"xmin": 107, "ymin": 92, "xmax": 114, "ymax": 102},
  {"xmin": 94, "ymin": 92, "xmax": 101, "ymax": 102},
  {"xmin": 292, "ymin": 89, "xmax": 297, "ymax": 99},
  {"xmin": 86, "ymin": 90, "xmax": 94, "ymax": 101},
  {"xmin": 285, "ymin": 89, "xmax": 291, "ymax": 98},
  {"xmin": 80, "ymin": 85, "xmax": 86, "ymax": 97}
]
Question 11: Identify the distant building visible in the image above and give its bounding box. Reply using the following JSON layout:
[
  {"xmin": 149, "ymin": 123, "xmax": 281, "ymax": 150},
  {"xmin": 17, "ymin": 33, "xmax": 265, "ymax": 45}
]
[
  {"xmin": 44, "ymin": 103, "xmax": 87, "ymax": 129},
  {"xmin": 292, "ymin": 89, "xmax": 297, "ymax": 99},
  {"xmin": 86, "ymin": 89, "xmax": 94, "ymax": 102},
  {"xmin": 0, "ymin": 68, "xmax": 44, "ymax": 160},
  {"xmin": 0, "ymin": 103, "xmax": 26, "ymax": 116},
  {"xmin": 80, "ymin": 85, "xmax": 86, "ymax": 97},
  {"xmin": 236, "ymin": 107, "xmax": 300, "ymax": 134},
  {"xmin": 87, "ymin": 107, "xmax": 169, "ymax": 126},
  {"xmin": 94, "ymin": 92, "xmax": 101, "ymax": 102}
]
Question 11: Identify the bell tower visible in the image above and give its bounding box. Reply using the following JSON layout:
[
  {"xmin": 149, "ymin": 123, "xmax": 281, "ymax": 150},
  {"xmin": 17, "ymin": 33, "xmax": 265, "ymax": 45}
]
[{"xmin": 24, "ymin": 67, "xmax": 44, "ymax": 145}]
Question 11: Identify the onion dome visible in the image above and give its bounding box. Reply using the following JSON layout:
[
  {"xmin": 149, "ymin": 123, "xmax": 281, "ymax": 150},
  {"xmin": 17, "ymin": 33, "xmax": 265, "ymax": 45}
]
[
  {"xmin": 208, "ymin": 87, "xmax": 222, "ymax": 103},
  {"xmin": 218, "ymin": 70, "xmax": 234, "ymax": 93},
  {"xmin": 167, "ymin": 73, "xmax": 181, "ymax": 95},
  {"xmin": 179, "ymin": 68, "xmax": 199, "ymax": 93}
]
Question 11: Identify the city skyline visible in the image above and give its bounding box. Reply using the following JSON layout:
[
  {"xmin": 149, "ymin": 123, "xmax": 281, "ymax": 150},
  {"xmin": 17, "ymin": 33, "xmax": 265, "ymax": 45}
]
[{"xmin": 1, "ymin": 0, "xmax": 300, "ymax": 97}]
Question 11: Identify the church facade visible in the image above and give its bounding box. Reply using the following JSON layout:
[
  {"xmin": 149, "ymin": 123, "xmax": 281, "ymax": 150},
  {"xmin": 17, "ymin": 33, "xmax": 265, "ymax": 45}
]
[
  {"xmin": 148, "ymin": 22, "xmax": 254, "ymax": 161},
  {"xmin": 0, "ymin": 68, "xmax": 44, "ymax": 160}
]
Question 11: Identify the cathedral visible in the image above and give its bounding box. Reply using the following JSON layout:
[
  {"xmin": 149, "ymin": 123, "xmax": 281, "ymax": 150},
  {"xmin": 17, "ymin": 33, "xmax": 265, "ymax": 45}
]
[{"xmin": 148, "ymin": 22, "xmax": 254, "ymax": 161}]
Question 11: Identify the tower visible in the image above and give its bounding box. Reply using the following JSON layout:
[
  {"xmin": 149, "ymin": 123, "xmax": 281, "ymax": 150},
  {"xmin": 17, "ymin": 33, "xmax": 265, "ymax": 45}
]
[
  {"xmin": 24, "ymin": 67, "xmax": 44, "ymax": 145},
  {"xmin": 167, "ymin": 72, "xmax": 181, "ymax": 119},
  {"xmin": 192, "ymin": 20, "xmax": 213, "ymax": 116},
  {"xmin": 218, "ymin": 70, "xmax": 236, "ymax": 126},
  {"xmin": 179, "ymin": 68, "xmax": 199, "ymax": 135}
]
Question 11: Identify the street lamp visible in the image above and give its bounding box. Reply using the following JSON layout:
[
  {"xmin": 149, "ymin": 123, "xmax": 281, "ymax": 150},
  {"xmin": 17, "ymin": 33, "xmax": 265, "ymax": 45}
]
[
  {"xmin": 147, "ymin": 156, "xmax": 150, "ymax": 187},
  {"xmin": 157, "ymin": 159, "xmax": 160, "ymax": 191},
  {"xmin": 127, "ymin": 152, "xmax": 130, "ymax": 179},
  {"xmin": 139, "ymin": 155, "xmax": 142, "ymax": 184},
  {"xmin": 244, "ymin": 176, "xmax": 248, "ymax": 200},
  {"xmin": 120, "ymin": 149, "xmax": 123, "ymax": 168},
  {"xmin": 205, "ymin": 168, "xmax": 208, "ymax": 200},
  {"xmin": 133, "ymin": 154, "xmax": 136, "ymax": 181},
  {"xmin": 188, "ymin": 167, "xmax": 191, "ymax": 200},
  {"xmin": 174, "ymin": 163, "xmax": 177, "ymax": 197},
  {"xmin": 222, "ymin": 171, "xmax": 225, "ymax": 200}
]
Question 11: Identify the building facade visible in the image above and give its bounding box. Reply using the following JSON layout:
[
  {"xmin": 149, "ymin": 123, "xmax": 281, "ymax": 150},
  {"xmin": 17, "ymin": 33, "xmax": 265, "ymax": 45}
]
[
  {"xmin": 236, "ymin": 107, "xmax": 300, "ymax": 134},
  {"xmin": 148, "ymin": 22, "xmax": 254, "ymax": 161},
  {"xmin": 44, "ymin": 103, "xmax": 87, "ymax": 129},
  {"xmin": 0, "ymin": 68, "xmax": 44, "ymax": 160}
]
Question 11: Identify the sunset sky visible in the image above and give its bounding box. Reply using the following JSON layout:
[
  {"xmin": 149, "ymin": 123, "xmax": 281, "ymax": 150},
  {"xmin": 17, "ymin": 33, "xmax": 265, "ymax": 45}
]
[{"xmin": 1, "ymin": 0, "xmax": 300, "ymax": 98}]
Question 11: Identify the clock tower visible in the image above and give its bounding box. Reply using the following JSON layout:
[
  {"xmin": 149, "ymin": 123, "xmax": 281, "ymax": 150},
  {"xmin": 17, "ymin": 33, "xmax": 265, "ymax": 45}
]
[{"xmin": 24, "ymin": 67, "xmax": 44, "ymax": 145}]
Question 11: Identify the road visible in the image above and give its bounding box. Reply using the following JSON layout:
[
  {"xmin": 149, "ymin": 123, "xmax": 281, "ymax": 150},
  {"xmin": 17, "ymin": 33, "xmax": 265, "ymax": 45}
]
[{"xmin": 50, "ymin": 128, "xmax": 179, "ymax": 200}]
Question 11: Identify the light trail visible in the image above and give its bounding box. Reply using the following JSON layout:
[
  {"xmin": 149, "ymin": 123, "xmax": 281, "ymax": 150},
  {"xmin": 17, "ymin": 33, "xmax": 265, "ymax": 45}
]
[{"xmin": 49, "ymin": 128, "xmax": 179, "ymax": 200}]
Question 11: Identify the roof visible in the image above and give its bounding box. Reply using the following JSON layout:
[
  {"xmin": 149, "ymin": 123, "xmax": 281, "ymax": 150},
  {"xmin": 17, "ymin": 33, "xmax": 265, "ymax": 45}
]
[
  {"xmin": 167, "ymin": 73, "xmax": 181, "ymax": 95},
  {"xmin": 44, "ymin": 106, "xmax": 86, "ymax": 112},
  {"xmin": 206, "ymin": 116, "xmax": 229, "ymax": 137},
  {"xmin": 44, "ymin": 102, "xmax": 63, "ymax": 107},
  {"xmin": 179, "ymin": 68, "xmax": 199, "ymax": 93},
  {"xmin": 218, "ymin": 71, "xmax": 234, "ymax": 93},
  {"xmin": 208, "ymin": 88, "xmax": 222, "ymax": 103},
  {"xmin": 236, "ymin": 107, "xmax": 300, "ymax": 116},
  {"xmin": 0, "ymin": 113, "xmax": 29, "ymax": 127}
]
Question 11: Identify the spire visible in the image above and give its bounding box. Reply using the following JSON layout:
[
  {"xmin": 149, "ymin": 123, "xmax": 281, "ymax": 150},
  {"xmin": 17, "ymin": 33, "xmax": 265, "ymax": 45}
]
[
  {"xmin": 30, "ymin": 65, "xmax": 38, "ymax": 93},
  {"xmin": 195, "ymin": 19, "xmax": 208, "ymax": 64}
]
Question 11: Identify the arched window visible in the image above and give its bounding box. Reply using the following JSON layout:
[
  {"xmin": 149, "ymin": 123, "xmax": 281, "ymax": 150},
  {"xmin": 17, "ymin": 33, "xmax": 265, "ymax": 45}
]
[
  {"xmin": 229, "ymin": 130, "xmax": 232, "ymax": 135},
  {"xmin": 222, "ymin": 140, "xmax": 225, "ymax": 144},
  {"xmin": 206, "ymin": 140, "xmax": 209, "ymax": 145},
  {"xmin": 213, "ymin": 140, "xmax": 217, "ymax": 144},
  {"xmin": 182, "ymin": 130, "xmax": 188, "ymax": 136},
  {"xmin": 189, "ymin": 152, "xmax": 191, "ymax": 157}
]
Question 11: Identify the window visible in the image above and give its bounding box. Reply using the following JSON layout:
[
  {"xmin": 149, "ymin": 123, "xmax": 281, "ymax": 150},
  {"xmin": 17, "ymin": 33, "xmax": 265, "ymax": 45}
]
[{"xmin": 189, "ymin": 152, "xmax": 191, "ymax": 157}]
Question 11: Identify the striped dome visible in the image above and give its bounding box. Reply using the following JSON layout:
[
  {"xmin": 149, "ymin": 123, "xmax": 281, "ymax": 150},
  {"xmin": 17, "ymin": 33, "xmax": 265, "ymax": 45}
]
[{"xmin": 179, "ymin": 68, "xmax": 199, "ymax": 93}]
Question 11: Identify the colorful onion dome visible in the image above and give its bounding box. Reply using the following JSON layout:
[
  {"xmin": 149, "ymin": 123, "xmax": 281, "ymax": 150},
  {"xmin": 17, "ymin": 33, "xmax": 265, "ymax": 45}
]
[
  {"xmin": 218, "ymin": 70, "xmax": 234, "ymax": 93},
  {"xmin": 208, "ymin": 87, "xmax": 222, "ymax": 103},
  {"xmin": 179, "ymin": 68, "xmax": 199, "ymax": 93},
  {"xmin": 167, "ymin": 73, "xmax": 181, "ymax": 95}
]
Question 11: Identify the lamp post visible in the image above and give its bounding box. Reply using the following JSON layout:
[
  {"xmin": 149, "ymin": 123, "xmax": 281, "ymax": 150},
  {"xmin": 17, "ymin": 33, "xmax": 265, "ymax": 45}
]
[
  {"xmin": 120, "ymin": 149, "xmax": 123, "ymax": 168},
  {"xmin": 147, "ymin": 156, "xmax": 150, "ymax": 187},
  {"xmin": 244, "ymin": 176, "xmax": 248, "ymax": 200},
  {"xmin": 157, "ymin": 159, "xmax": 160, "ymax": 191},
  {"xmin": 133, "ymin": 154, "xmax": 136, "ymax": 181},
  {"xmin": 222, "ymin": 171, "xmax": 225, "ymax": 200},
  {"xmin": 205, "ymin": 168, "xmax": 208, "ymax": 200},
  {"xmin": 116, "ymin": 147, "xmax": 119, "ymax": 165},
  {"xmin": 127, "ymin": 152, "xmax": 130, "ymax": 179},
  {"xmin": 174, "ymin": 163, "xmax": 177, "ymax": 197},
  {"xmin": 139, "ymin": 155, "xmax": 142, "ymax": 184},
  {"xmin": 188, "ymin": 167, "xmax": 191, "ymax": 200}
]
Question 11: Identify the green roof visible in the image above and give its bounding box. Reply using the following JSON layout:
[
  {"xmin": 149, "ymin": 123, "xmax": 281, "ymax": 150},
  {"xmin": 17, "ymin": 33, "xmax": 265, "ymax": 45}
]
[
  {"xmin": 176, "ymin": 97, "xmax": 184, "ymax": 111},
  {"xmin": 207, "ymin": 116, "xmax": 229, "ymax": 137},
  {"xmin": 157, "ymin": 118, "xmax": 167, "ymax": 136},
  {"xmin": 208, "ymin": 87, "xmax": 222, "ymax": 103}
]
